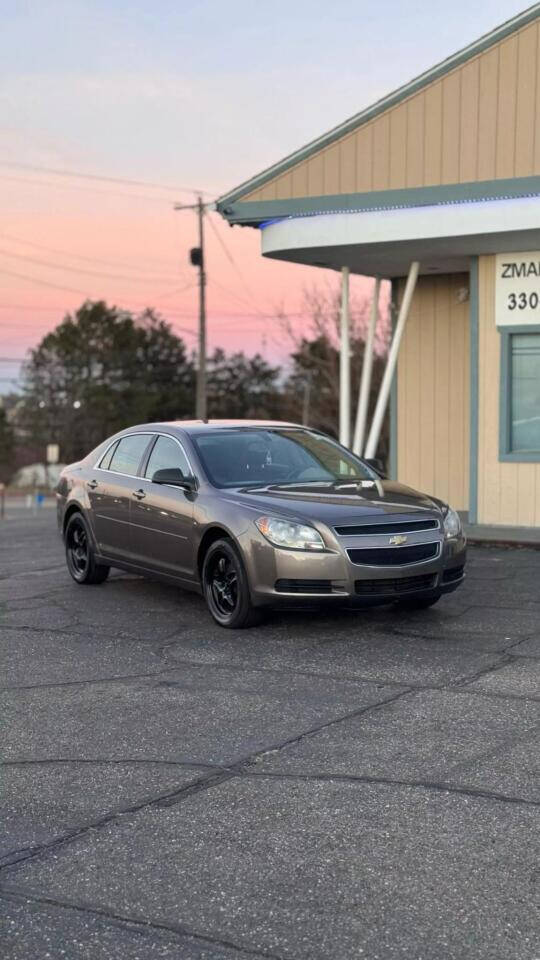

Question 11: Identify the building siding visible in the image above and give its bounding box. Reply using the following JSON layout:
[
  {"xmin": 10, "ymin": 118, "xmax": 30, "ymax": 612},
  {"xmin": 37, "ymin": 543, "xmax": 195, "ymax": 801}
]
[
  {"xmin": 477, "ymin": 255, "xmax": 540, "ymax": 526},
  {"xmin": 244, "ymin": 20, "xmax": 540, "ymax": 203},
  {"xmin": 396, "ymin": 274, "xmax": 470, "ymax": 511}
]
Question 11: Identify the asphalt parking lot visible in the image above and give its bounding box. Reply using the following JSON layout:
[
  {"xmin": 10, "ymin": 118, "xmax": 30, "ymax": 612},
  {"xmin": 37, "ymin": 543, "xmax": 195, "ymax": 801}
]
[{"xmin": 1, "ymin": 508, "xmax": 540, "ymax": 959}]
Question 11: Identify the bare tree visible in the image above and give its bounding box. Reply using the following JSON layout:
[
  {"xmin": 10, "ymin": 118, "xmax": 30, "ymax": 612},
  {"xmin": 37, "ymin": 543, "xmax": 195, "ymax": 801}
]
[{"xmin": 279, "ymin": 280, "xmax": 391, "ymax": 460}]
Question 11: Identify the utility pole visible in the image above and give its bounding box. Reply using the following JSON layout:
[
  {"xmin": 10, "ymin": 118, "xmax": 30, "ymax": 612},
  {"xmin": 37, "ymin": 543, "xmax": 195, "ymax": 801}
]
[
  {"xmin": 194, "ymin": 196, "xmax": 207, "ymax": 420},
  {"xmin": 302, "ymin": 372, "xmax": 312, "ymax": 426},
  {"xmin": 174, "ymin": 196, "xmax": 208, "ymax": 420}
]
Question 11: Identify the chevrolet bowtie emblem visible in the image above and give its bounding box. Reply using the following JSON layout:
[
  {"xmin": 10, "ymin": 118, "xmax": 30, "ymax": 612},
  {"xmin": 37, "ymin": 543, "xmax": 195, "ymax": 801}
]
[{"xmin": 389, "ymin": 534, "xmax": 408, "ymax": 546}]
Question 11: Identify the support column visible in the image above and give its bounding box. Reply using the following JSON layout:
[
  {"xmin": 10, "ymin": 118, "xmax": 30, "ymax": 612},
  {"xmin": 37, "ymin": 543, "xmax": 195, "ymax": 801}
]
[
  {"xmin": 353, "ymin": 276, "xmax": 380, "ymax": 455},
  {"xmin": 339, "ymin": 266, "xmax": 350, "ymax": 447},
  {"xmin": 364, "ymin": 261, "xmax": 419, "ymax": 460}
]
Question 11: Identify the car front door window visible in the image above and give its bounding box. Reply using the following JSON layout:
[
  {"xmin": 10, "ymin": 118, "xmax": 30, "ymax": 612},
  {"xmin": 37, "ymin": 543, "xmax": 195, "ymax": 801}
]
[{"xmin": 144, "ymin": 435, "xmax": 191, "ymax": 480}]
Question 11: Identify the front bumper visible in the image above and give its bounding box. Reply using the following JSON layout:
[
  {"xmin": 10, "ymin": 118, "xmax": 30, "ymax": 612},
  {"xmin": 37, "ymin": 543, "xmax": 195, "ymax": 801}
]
[{"xmin": 240, "ymin": 527, "xmax": 467, "ymax": 607}]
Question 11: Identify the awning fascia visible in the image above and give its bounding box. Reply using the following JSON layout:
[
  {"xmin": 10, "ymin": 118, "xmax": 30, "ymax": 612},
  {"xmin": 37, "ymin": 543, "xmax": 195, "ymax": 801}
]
[
  {"xmin": 260, "ymin": 193, "xmax": 540, "ymax": 279},
  {"xmin": 217, "ymin": 176, "xmax": 540, "ymax": 227}
]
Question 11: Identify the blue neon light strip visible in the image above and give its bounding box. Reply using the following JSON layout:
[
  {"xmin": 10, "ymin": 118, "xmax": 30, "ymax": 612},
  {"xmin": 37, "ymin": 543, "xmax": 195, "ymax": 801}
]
[{"xmin": 258, "ymin": 191, "xmax": 540, "ymax": 229}]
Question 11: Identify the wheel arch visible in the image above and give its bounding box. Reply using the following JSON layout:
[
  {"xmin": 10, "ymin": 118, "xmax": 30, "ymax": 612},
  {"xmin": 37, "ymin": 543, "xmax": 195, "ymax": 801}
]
[
  {"xmin": 197, "ymin": 525, "xmax": 233, "ymax": 577},
  {"xmin": 62, "ymin": 500, "xmax": 92, "ymax": 541},
  {"xmin": 63, "ymin": 501, "xmax": 84, "ymax": 534}
]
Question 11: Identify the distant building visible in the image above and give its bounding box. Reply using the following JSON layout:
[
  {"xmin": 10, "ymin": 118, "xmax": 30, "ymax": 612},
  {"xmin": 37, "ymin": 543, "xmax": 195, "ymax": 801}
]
[
  {"xmin": 218, "ymin": 6, "xmax": 540, "ymax": 531},
  {"xmin": 13, "ymin": 463, "xmax": 65, "ymax": 489}
]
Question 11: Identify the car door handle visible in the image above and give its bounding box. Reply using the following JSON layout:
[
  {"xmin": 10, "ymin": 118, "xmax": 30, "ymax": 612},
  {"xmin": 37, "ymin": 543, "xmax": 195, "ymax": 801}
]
[
  {"xmin": 87, "ymin": 479, "xmax": 98, "ymax": 490},
  {"xmin": 132, "ymin": 489, "xmax": 146, "ymax": 500}
]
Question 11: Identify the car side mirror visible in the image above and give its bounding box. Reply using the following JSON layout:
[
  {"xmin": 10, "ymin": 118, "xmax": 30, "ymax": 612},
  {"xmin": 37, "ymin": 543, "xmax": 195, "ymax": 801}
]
[
  {"xmin": 151, "ymin": 468, "xmax": 196, "ymax": 490},
  {"xmin": 364, "ymin": 457, "xmax": 387, "ymax": 478}
]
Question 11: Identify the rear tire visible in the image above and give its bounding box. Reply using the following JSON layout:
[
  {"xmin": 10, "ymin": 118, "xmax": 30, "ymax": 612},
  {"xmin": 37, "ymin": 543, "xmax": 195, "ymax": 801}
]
[
  {"xmin": 65, "ymin": 512, "xmax": 110, "ymax": 585},
  {"xmin": 396, "ymin": 592, "xmax": 442, "ymax": 610},
  {"xmin": 202, "ymin": 538, "xmax": 260, "ymax": 629}
]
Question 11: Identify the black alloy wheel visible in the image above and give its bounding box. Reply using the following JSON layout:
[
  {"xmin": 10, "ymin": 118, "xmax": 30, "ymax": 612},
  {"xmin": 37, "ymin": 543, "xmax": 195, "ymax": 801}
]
[
  {"xmin": 65, "ymin": 513, "xmax": 110, "ymax": 585},
  {"xmin": 209, "ymin": 553, "xmax": 238, "ymax": 616},
  {"xmin": 202, "ymin": 538, "xmax": 259, "ymax": 629}
]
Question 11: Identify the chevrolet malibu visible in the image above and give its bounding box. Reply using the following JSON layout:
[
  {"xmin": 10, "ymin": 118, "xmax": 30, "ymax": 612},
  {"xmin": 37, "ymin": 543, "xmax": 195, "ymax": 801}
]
[{"xmin": 56, "ymin": 420, "xmax": 466, "ymax": 628}]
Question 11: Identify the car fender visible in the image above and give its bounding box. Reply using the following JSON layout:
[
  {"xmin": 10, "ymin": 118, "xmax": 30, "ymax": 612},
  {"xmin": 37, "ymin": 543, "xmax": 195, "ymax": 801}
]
[{"xmin": 59, "ymin": 472, "xmax": 96, "ymax": 542}]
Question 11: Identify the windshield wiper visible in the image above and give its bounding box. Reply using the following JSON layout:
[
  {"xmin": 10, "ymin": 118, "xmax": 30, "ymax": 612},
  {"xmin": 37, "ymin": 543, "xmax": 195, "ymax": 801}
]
[{"xmin": 241, "ymin": 480, "xmax": 335, "ymax": 491}]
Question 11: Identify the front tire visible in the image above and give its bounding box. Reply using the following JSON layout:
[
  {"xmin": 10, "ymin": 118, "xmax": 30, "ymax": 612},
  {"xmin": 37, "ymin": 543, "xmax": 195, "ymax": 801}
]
[
  {"xmin": 202, "ymin": 538, "xmax": 259, "ymax": 629},
  {"xmin": 65, "ymin": 512, "xmax": 110, "ymax": 585}
]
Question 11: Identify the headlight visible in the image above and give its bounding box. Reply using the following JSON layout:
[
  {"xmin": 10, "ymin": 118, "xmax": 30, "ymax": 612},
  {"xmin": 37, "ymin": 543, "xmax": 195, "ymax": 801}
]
[
  {"xmin": 443, "ymin": 506, "xmax": 462, "ymax": 539},
  {"xmin": 255, "ymin": 516, "xmax": 325, "ymax": 551}
]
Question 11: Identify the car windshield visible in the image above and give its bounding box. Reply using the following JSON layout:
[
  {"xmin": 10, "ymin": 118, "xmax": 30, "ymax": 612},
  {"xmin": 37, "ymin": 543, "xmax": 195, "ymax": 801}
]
[{"xmin": 192, "ymin": 428, "xmax": 374, "ymax": 488}]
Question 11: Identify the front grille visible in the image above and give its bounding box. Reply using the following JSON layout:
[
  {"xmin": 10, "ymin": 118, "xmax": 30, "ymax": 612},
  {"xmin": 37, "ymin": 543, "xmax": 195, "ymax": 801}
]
[
  {"xmin": 335, "ymin": 519, "xmax": 439, "ymax": 536},
  {"xmin": 443, "ymin": 565, "xmax": 465, "ymax": 583},
  {"xmin": 348, "ymin": 542, "xmax": 439, "ymax": 566},
  {"xmin": 275, "ymin": 578, "xmax": 334, "ymax": 594},
  {"xmin": 355, "ymin": 574, "xmax": 437, "ymax": 596}
]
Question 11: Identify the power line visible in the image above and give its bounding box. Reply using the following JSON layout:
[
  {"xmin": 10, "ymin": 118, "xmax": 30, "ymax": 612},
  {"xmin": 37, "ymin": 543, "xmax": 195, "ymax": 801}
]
[
  {"xmin": 206, "ymin": 212, "xmax": 263, "ymax": 315},
  {"xmin": 150, "ymin": 282, "xmax": 197, "ymax": 302},
  {"xmin": 0, "ymin": 231, "xmax": 185, "ymax": 278},
  {"xmin": 169, "ymin": 324, "xmax": 197, "ymax": 338},
  {"xmin": 0, "ymin": 161, "xmax": 215, "ymax": 196},
  {"xmin": 0, "ymin": 246, "xmax": 183, "ymax": 286},
  {"xmin": 0, "ymin": 267, "xmax": 89, "ymax": 296},
  {"xmin": 0, "ymin": 173, "xmax": 187, "ymax": 206},
  {"xmin": 0, "ymin": 303, "xmax": 299, "ymax": 321},
  {"xmin": 209, "ymin": 277, "xmax": 272, "ymax": 319},
  {"xmin": 0, "ymin": 303, "xmax": 63, "ymax": 311}
]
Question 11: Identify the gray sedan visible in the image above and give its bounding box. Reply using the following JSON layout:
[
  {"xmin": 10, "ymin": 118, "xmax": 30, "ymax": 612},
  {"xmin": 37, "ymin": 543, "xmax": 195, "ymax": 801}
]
[{"xmin": 56, "ymin": 420, "xmax": 467, "ymax": 628}]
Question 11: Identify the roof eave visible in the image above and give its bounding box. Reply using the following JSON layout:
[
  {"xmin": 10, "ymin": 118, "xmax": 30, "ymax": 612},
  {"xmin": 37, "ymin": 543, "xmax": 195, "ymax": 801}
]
[
  {"xmin": 217, "ymin": 3, "xmax": 540, "ymax": 210},
  {"xmin": 218, "ymin": 176, "xmax": 540, "ymax": 228}
]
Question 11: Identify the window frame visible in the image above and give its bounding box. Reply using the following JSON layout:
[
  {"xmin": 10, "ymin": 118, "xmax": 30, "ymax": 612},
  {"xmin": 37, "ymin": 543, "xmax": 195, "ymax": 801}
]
[
  {"xmin": 499, "ymin": 324, "xmax": 540, "ymax": 463},
  {"xmin": 141, "ymin": 433, "xmax": 195, "ymax": 483},
  {"xmin": 190, "ymin": 426, "xmax": 375, "ymax": 488},
  {"xmin": 95, "ymin": 431, "xmax": 196, "ymax": 480},
  {"xmin": 94, "ymin": 432, "xmax": 155, "ymax": 478},
  {"xmin": 98, "ymin": 439, "xmax": 120, "ymax": 472}
]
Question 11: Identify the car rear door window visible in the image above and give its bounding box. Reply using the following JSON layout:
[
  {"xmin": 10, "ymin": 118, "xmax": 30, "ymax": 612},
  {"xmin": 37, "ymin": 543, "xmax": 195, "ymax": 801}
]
[
  {"xmin": 99, "ymin": 440, "xmax": 119, "ymax": 471},
  {"xmin": 144, "ymin": 435, "xmax": 191, "ymax": 480},
  {"xmin": 108, "ymin": 434, "xmax": 151, "ymax": 476}
]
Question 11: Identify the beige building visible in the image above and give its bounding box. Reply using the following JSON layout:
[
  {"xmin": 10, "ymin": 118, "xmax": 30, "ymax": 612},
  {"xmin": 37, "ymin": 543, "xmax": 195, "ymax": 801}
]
[{"xmin": 218, "ymin": 5, "xmax": 540, "ymax": 530}]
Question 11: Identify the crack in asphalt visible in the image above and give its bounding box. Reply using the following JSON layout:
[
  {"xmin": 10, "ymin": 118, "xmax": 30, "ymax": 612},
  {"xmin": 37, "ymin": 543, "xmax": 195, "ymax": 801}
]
[
  {"xmin": 0, "ymin": 619, "xmax": 185, "ymax": 651},
  {"xmin": 0, "ymin": 670, "xmax": 169, "ymax": 693},
  {"xmin": 152, "ymin": 648, "xmax": 540, "ymax": 702},
  {"xmin": 3, "ymin": 649, "xmax": 539, "ymax": 701},
  {"xmin": 452, "ymin": 653, "xmax": 517, "ymax": 687},
  {"xmin": 3, "ymin": 531, "xmax": 540, "ymax": 958},
  {"xmin": 242, "ymin": 771, "xmax": 540, "ymax": 809},
  {"xmin": 0, "ymin": 768, "xmax": 234, "ymax": 870},
  {"xmin": 4, "ymin": 757, "xmax": 540, "ymax": 812},
  {"xmin": 0, "ymin": 564, "xmax": 67, "ymax": 580},
  {"xmin": 0, "ymin": 689, "xmax": 409, "ymax": 870},
  {"xmin": 455, "ymin": 642, "xmax": 540, "ymax": 691},
  {"xmin": 0, "ymin": 886, "xmax": 290, "ymax": 960},
  {"xmin": 0, "ymin": 758, "xmax": 222, "ymax": 769}
]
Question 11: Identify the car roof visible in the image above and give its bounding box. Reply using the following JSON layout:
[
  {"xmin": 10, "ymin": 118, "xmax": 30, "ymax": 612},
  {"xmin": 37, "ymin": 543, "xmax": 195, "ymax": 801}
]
[{"xmin": 152, "ymin": 419, "xmax": 303, "ymax": 434}]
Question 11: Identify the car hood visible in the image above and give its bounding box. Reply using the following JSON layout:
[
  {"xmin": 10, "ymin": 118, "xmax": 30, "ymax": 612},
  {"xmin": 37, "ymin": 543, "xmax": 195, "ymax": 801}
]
[{"xmin": 222, "ymin": 480, "xmax": 443, "ymax": 525}]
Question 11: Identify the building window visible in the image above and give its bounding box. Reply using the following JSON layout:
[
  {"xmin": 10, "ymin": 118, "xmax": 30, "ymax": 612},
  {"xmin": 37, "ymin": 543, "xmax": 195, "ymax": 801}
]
[{"xmin": 500, "ymin": 327, "xmax": 540, "ymax": 461}]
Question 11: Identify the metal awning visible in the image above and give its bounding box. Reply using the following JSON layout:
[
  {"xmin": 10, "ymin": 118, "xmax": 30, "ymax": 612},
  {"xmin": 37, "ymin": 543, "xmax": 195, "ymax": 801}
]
[{"xmin": 260, "ymin": 195, "xmax": 540, "ymax": 278}]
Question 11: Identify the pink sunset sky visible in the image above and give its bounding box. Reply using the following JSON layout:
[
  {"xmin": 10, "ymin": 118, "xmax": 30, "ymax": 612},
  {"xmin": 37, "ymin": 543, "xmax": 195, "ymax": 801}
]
[{"xmin": 0, "ymin": 0, "xmax": 526, "ymax": 390}]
